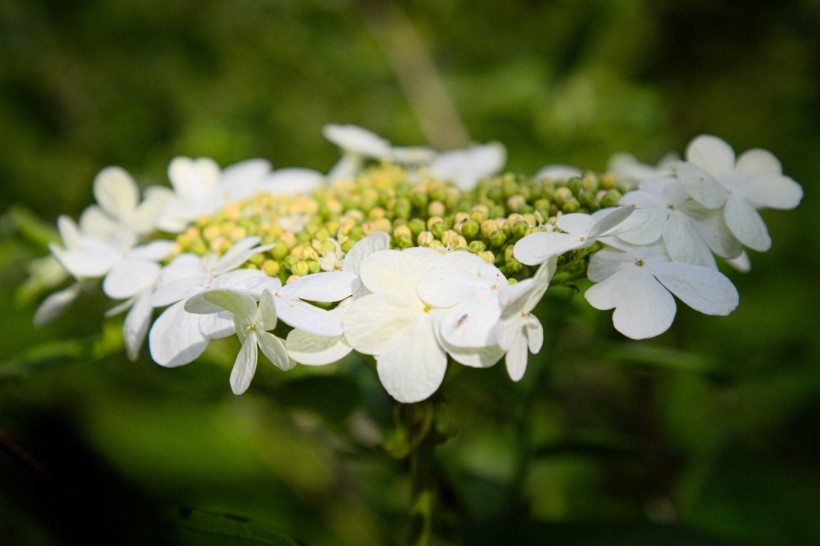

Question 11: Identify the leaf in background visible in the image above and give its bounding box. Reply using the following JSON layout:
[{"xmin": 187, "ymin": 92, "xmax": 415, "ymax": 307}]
[
  {"xmin": 2, "ymin": 205, "xmax": 60, "ymax": 251},
  {"xmin": 137, "ymin": 508, "xmax": 303, "ymax": 546},
  {"xmin": 605, "ymin": 341, "xmax": 724, "ymax": 377}
]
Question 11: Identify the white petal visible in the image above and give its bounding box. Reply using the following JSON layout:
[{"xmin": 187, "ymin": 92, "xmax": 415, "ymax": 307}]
[
  {"xmin": 525, "ymin": 314, "xmax": 543, "ymax": 354},
  {"xmin": 513, "ymin": 232, "xmax": 577, "ymax": 265},
  {"xmin": 129, "ymin": 240, "xmax": 175, "ymax": 262},
  {"xmin": 587, "ymin": 247, "xmax": 627, "ymax": 283},
  {"xmin": 359, "ymin": 250, "xmax": 432, "ymax": 294},
  {"xmin": 199, "ymin": 289, "xmax": 257, "ymax": 318},
  {"xmin": 150, "ymin": 277, "xmax": 207, "ymax": 308},
  {"xmin": 674, "ymin": 161, "xmax": 727, "ymax": 209},
  {"xmin": 230, "ymin": 335, "xmax": 258, "ymax": 395},
  {"xmin": 257, "ymin": 331, "xmax": 294, "ymax": 371},
  {"xmin": 724, "ymin": 196, "xmax": 771, "ymax": 252},
  {"xmin": 342, "ymin": 232, "xmax": 391, "ymax": 275},
  {"xmin": 684, "ymin": 205, "xmax": 744, "ymax": 259},
  {"xmin": 93, "ymin": 166, "xmax": 138, "ymax": 221},
  {"xmin": 418, "ymin": 265, "xmax": 488, "ymax": 307},
  {"xmin": 743, "ymin": 173, "xmax": 803, "ymax": 210},
  {"xmin": 534, "ymin": 164, "xmax": 582, "ymax": 181},
  {"xmin": 263, "ymin": 168, "xmax": 324, "ymax": 196},
  {"xmin": 686, "ymin": 135, "xmax": 735, "ymax": 176},
  {"xmin": 735, "ymin": 149, "xmax": 781, "ymax": 176},
  {"xmin": 49, "ymin": 242, "xmax": 117, "ymax": 279},
  {"xmin": 256, "ymin": 289, "xmax": 278, "ymax": 332},
  {"xmin": 281, "ymin": 271, "xmax": 356, "ymax": 302},
  {"xmin": 616, "ymin": 207, "xmax": 668, "ymax": 246},
  {"xmin": 275, "ymin": 297, "xmax": 343, "ymax": 336},
  {"xmin": 555, "ymin": 213, "xmax": 595, "ymax": 236},
  {"xmin": 650, "ymin": 260, "xmax": 739, "ymax": 316},
  {"xmin": 662, "ymin": 214, "xmax": 716, "ymax": 268},
  {"xmin": 447, "ymin": 344, "xmax": 504, "ymax": 369},
  {"xmin": 376, "ymin": 316, "xmax": 447, "ymax": 403},
  {"xmin": 286, "ymin": 329, "xmax": 352, "ymax": 366},
  {"xmin": 429, "ymin": 142, "xmax": 506, "ymax": 190},
  {"xmin": 344, "ymin": 293, "xmax": 419, "ymax": 354},
  {"xmin": 725, "ymin": 251, "xmax": 751, "ymax": 273},
  {"xmin": 198, "ymin": 311, "xmax": 235, "ymax": 339},
  {"xmin": 439, "ymin": 292, "xmax": 502, "ymax": 348},
  {"xmin": 505, "ymin": 333, "xmax": 530, "ymax": 382},
  {"xmin": 216, "ymin": 236, "xmax": 264, "ymax": 272},
  {"xmin": 57, "ymin": 215, "xmax": 81, "ymax": 248},
  {"xmin": 34, "ymin": 283, "xmax": 82, "ymax": 325},
  {"xmin": 130, "ymin": 186, "xmax": 173, "ymax": 234},
  {"xmin": 149, "ymin": 301, "xmax": 209, "ymax": 366},
  {"xmin": 584, "ymin": 268, "xmax": 677, "ymax": 340},
  {"xmin": 103, "ymin": 260, "xmax": 160, "ymax": 300},
  {"xmin": 123, "ymin": 289, "xmax": 153, "ymax": 361},
  {"xmin": 168, "ymin": 156, "xmax": 220, "ymax": 198},
  {"xmin": 322, "ymin": 124, "xmax": 391, "ymax": 157},
  {"xmin": 588, "ymin": 206, "xmax": 639, "ymax": 239}
]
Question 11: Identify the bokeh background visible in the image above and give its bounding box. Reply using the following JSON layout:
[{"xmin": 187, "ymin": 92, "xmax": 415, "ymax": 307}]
[{"xmin": 1, "ymin": 1, "xmax": 819, "ymax": 544}]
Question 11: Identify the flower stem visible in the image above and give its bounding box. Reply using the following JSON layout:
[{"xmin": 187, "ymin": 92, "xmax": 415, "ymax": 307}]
[{"xmin": 408, "ymin": 426, "xmax": 435, "ymax": 546}]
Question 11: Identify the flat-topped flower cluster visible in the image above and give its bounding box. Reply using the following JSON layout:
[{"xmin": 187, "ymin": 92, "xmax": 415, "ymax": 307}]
[{"xmin": 32, "ymin": 126, "xmax": 802, "ymax": 402}]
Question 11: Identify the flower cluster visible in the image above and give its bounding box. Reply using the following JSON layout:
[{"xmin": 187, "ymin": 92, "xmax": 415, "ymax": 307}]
[{"xmin": 32, "ymin": 126, "xmax": 802, "ymax": 402}]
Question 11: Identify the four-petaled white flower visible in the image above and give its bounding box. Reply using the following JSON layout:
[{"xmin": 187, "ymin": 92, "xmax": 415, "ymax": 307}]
[
  {"xmin": 677, "ymin": 135, "xmax": 803, "ymax": 253},
  {"xmin": 197, "ymin": 288, "xmax": 293, "ymax": 395},
  {"xmin": 148, "ymin": 237, "xmax": 273, "ymax": 366},
  {"xmin": 343, "ymin": 248, "xmax": 448, "ymax": 403},
  {"xmin": 584, "ymin": 240, "xmax": 739, "ymax": 340},
  {"xmin": 494, "ymin": 257, "xmax": 556, "ymax": 381},
  {"xmin": 514, "ymin": 206, "xmax": 640, "ymax": 265}
]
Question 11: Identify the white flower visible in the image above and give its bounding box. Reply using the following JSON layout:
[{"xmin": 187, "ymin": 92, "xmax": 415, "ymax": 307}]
[
  {"xmin": 617, "ymin": 177, "xmax": 718, "ymax": 267},
  {"xmin": 513, "ymin": 206, "xmax": 640, "ymax": 265},
  {"xmin": 534, "ymin": 164, "xmax": 582, "ymax": 182},
  {"xmin": 427, "ymin": 142, "xmax": 507, "ymax": 191},
  {"xmin": 584, "ymin": 241, "xmax": 739, "ymax": 340},
  {"xmin": 286, "ymin": 232, "xmax": 390, "ymax": 365},
  {"xmin": 323, "ymin": 124, "xmax": 393, "ymax": 181},
  {"xmin": 677, "ymin": 135, "xmax": 803, "ymax": 252},
  {"xmin": 417, "ymin": 251, "xmax": 506, "ymax": 368},
  {"xmin": 607, "ymin": 151, "xmax": 677, "ymax": 189},
  {"xmin": 343, "ymin": 248, "xmax": 448, "ymax": 403},
  {"xmin": 197, "ymin": 288, "xmax": 293, "ymax": 395},
  {"xmin": 155, "ymin": 156, "xmax": 223, "ymax": 233},
  {"xmin": 493, "ymin": 258, "xmax": 556, "ymax": 381},
  {"xmin": 148, "ymin": 237, "xmax": 273, "ymax": 366}
]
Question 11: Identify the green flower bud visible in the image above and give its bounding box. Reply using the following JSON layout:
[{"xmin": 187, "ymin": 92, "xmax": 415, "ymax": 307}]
[{"xmin": 461, "ymin": 219, "xmax": 480, "ymax": 240}]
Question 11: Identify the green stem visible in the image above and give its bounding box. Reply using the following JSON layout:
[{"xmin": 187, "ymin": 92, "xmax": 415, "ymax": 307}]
[{"xmin": 408, "ymin": 427, "xmax": 435, "ymax": 546}]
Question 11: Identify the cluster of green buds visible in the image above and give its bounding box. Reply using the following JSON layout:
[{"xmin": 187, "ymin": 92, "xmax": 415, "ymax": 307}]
[{"xmin": 173, "ymin": 163, "xmax": 628, "ymax": 282}]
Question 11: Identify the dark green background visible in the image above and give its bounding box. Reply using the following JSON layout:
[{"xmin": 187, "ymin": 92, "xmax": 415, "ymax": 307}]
[{"xmin": 1, "ymin": 1, "xmax": 818, "ymax": 544}]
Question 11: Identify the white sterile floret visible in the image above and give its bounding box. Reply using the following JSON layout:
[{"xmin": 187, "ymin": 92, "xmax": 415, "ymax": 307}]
[
  {"xmin": 584, "ymin": 240, "xmax": 739, "ymax": 340},
  {"xmin": 493, "ymin": 257, "xmax": 556, "ymax": 382},
  {"xmin": 607, "ymin": 151, "xmax": 677, "ymax": 190},
  {"xmin": 428, "ymin": 142, "xmax": 507, "ymax": 191},
  {"xmin": 417, "ymin": 251, "xmax": 506, "ymax": 368},
  {"xmin": 513, "ymin": 205, "xmax": 640, "ymax": 265},
  {"xmin": 677, "ymin": 135, "xmax": 803, "ymax": 252},
  {"xmin": 201, "ymin": 288, "xmax": 293, "ymax": 395},
  {"xmin": 534, "ymin": 164, "xmax": 583, "ymax": 182},
  {"xmin": 148, "ymin": 237, "xmax": 273, "ymax": 367},
  {"xmin": 323, "ymin": 124, "xmax": 393, "ymax": 181},
  {"xmin": 155, "ymin": 156, "xmax": 223, "ymax": 233},
  {"xmin": 87, "ymin": 166, "xmax": 170, "ymax": 240},
  {"xmin": 286, "ymin": 232, "xmax": 390, "ymax": 365},
  {"xmin": 343, "ymin": 248, "xmax": 448, "ymax": 403},
  {"xmin": 617, "ymin": 176, "xmax": 718, "ymax": 268}
]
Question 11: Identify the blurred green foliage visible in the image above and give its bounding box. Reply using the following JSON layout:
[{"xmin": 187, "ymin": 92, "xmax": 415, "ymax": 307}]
[{"xmin": 1, "ymin": 0, "xmax": 819, "ymax": 544}]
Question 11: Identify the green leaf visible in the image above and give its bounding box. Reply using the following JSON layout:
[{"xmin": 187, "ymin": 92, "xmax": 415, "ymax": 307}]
[
  {"xmin": 139, "ymin": 508, "xmax": 303, "ymax": 546},
  {"xmin": 272, "ymin": 374, "xmax": 361, "ymax": 425},
  {"xmin": 605, "ymin": 341, "xmax": 725, "ymax": 377},
  {"xmin": 459, "ymin": 520, "xmax": 741, "ymax": 546}
]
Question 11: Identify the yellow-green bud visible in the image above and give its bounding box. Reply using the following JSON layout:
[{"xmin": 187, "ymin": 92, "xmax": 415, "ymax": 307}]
[
  {"xmin": 561, "ymin": 198, "xmax": 580, "ymax": 213},
  {"xmin": 428, "ymin": 200, "xmax": 446, "ymax": 218},
  {"xmin": 489, "ymin": 230, "xmax": 508, "ymax": 248},
  {"xmin": 468, "ymin": 240, "xmax": 486, "ymax": 253},
  {"xmin": 507, "ymin": 194, "xmax": 526, "ymax": 212},
  {"xmin": 600, "ymin": 189, "xmax": 622, "ymax": 208},
  {"xmin": 408, "ymin": 218, "xmax": 426, "ymax": 236},
  {"xmin": 477, "ymin": 250, "xmax": 495, "ymax": 264},
  {"xmin": 261, "ymin": 260, "xmax": 281, "ymax": 277},
  {"xmin": 553, "ymin": 187, "xmax": 573, "ymax": 206},
  {"xmin": 430, "ymin": 220, "xmax": 447, "ymax": 239},
  {"xmin": 292, "ymin": 261, "xmax": 310, "ymax": 277},
  {"xmin": 461, "ymin": 219, "xmax": 480, "ymax": 240},
  {"xmin": 417, "ymin": 231, "xmax": 434, "ymax": 246}
]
